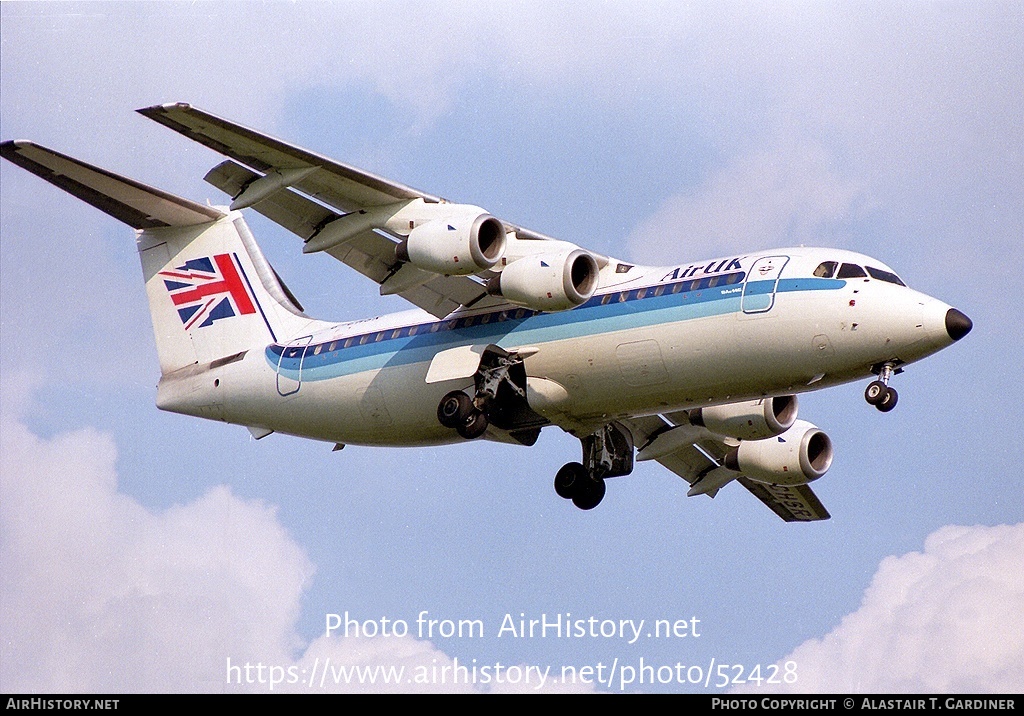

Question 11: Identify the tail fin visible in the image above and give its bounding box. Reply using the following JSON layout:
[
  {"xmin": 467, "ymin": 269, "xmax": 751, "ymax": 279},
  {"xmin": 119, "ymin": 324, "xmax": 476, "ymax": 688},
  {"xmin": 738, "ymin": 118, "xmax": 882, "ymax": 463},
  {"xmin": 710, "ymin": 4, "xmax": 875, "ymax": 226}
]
[
  {"xmin": 2, "ymin": 140, "xmax": 315, "ymax": 374},
  {"xmin": 138, "ymin": 214, "xmax": 316, "ymax": 373}
]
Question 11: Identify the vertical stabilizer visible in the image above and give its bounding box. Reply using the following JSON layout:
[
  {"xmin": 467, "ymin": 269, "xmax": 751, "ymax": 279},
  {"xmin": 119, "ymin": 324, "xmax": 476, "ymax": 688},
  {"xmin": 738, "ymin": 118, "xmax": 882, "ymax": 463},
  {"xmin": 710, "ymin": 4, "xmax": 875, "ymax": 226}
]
[{"xmin": 138, "ymin": 213, "xmax": 315, "ymax": 373}]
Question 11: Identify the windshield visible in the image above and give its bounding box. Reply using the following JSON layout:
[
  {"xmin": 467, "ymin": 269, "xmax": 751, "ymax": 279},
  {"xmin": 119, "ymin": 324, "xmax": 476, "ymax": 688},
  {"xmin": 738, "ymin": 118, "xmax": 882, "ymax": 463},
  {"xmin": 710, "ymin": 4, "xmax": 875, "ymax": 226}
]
[{"xmin": 866, "ymin": 266, "xmax": 907, "ymax": 286}]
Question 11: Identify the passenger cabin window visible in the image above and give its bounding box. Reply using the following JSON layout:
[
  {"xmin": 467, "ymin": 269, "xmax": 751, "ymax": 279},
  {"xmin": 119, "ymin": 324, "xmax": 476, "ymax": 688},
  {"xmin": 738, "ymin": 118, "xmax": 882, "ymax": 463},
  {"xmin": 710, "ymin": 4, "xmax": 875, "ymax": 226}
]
[
  {"xmin": 813, "ymin": 261, "xmax": 838, "ymax": 278},
  {"xmin": 866, "ymin": 266, "xmax": 906, "ymax": 286},
  {"xmin": 837, "ymin": 263, "xmax": 867, "ymax": 279}
]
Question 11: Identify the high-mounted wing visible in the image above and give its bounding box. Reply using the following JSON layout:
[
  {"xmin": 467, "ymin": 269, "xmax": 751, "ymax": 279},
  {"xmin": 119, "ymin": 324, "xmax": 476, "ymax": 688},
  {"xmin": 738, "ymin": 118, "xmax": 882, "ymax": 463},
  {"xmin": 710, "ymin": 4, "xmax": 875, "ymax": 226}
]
[
  {"xmin": 138, "ymin": 102, "xmax": 438, "ymax": 211},
  {"xmin": 202, "ymin": 159, "xmax": 494, "ymax": 317},
  {"xmin": 137, "ymin": 103, "xmax": 560, "ymax": 318},
  {"xmin": 625, "ymin": 413, "xmax": 831, "ymax": 522}
]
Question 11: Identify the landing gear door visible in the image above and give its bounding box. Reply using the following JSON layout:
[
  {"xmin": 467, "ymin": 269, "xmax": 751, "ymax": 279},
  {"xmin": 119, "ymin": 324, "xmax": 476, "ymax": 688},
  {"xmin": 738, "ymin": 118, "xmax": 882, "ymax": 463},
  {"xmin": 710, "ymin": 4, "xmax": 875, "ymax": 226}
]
[
  {"xmin": 424, "ymin": 344, "xmax": 490, "ymax": 384},
  {"xmin": 741, "ymin": 256, "xmax": 790, "ymax": 314},
  {"xmin": 276, "ymin": 335, "xmax": 312, "ymax": 397}
]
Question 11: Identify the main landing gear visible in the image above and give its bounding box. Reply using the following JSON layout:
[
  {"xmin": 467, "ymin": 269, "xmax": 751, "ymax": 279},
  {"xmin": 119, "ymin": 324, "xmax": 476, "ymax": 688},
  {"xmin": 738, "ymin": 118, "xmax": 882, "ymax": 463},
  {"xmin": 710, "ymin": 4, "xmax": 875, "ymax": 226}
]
[
  {"xmin": 435, "ymin": 346, "xmax": 634, "ymax": 511},
  {"xmin": 554, "ymin": 462, "xmax": 606, "ymax": 510},
  {"xmin": 865, "ymin": 362, "xmax": 900, "ymax": 413},
  {"xmin": 436, "ymin": 346, "xmax": 545, "ymax": 443},
  {"xmin": 437, "ymin": 389, "xmax": 488, "ymax": 439},
  {"xmin": 554, "ymin": 421, "xmax": 634, "ymax": 510}
]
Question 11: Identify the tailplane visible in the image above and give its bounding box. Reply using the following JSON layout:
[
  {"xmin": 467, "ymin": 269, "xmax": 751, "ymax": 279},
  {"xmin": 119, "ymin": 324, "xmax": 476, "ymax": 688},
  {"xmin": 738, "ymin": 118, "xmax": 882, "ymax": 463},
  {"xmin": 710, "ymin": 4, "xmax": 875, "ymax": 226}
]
[{"xmin": 1, "ymin": 140, "xmax": 315, "ymax": 374}]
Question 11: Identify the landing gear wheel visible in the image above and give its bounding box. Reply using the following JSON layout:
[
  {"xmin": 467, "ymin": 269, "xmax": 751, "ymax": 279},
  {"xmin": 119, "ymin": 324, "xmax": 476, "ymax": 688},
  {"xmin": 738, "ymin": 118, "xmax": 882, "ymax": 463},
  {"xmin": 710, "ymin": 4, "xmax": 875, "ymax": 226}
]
[
  {"xmin": 437, "ymin": 390, "xmax": 473, "ymax": 428},
  {"xmin": 876, "ymin": 386, "xmax": 899, "ymax": 413},
  {"xmin": 456, "ymin": 409, "xmax": 489, "ymax": 439},
  {"xmin": 864, "ymin": 380, "xmax": 888, "ymax": 406},
  {"xmin": 571, "ymin": 477, "xmax": 606, "ymax": 510},
  {"xmin": 554, "ymin": 462, "xmax": 586, "ymax": 499}
]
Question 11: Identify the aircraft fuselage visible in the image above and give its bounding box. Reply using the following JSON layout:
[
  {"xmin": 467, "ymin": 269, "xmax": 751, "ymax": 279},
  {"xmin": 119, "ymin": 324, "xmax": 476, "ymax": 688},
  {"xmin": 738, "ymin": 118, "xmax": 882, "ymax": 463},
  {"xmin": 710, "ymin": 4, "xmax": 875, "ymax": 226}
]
[{"xmin": 156, "ymin": 246, "xmax": 959, "ymax": 447}]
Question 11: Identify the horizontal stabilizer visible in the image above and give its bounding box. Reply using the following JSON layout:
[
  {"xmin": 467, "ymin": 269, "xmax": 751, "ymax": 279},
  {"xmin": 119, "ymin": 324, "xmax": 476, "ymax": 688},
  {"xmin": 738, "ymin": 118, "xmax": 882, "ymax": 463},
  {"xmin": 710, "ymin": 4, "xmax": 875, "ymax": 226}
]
[{"xmin": 0, "ymin": 140, "xmax": 223, "ymax": 229}]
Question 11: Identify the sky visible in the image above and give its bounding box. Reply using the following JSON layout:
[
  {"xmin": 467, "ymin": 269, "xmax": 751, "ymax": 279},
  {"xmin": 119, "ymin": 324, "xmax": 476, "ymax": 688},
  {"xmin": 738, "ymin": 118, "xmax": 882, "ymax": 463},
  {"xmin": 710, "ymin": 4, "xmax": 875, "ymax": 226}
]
[{"xmin": 1, "ymin": 1, "xmax": 1022, "ymax": 694}]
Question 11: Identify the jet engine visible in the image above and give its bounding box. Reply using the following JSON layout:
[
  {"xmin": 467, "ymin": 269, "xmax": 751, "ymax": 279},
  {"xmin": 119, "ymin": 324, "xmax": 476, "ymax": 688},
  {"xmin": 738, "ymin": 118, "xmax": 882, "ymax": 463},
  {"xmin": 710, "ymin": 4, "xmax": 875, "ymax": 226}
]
[
  {"xmin": 487, "ymin": 249, "xmax": 600, "ymax": 312},
  {"xmin": 395, "ymin": 211, "xmax": 506, "ymax": 276},
  {"xmin": 688, "ymin": 396, "xmax": 798, "ymax": 441},
  {"xmin": 722, "ymin": 420, "xmax": 833, "ymax": 486}
]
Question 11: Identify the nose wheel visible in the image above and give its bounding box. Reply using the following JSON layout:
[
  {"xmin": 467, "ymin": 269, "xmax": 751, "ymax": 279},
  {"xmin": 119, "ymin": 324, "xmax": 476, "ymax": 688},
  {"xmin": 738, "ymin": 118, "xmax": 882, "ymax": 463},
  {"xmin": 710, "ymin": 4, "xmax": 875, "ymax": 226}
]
[{"xmin": 865, "ymin": 363, "xmax": 899, "ymax": 412}]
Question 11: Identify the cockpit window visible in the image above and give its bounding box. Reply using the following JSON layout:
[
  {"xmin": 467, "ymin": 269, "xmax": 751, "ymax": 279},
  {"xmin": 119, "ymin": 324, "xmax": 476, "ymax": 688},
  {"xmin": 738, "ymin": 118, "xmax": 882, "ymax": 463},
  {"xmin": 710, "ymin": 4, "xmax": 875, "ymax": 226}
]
[
  {"xmin": 837, "ymin": 263, "xmax": 867, "ymax": 279},
  {"xmin": 813, "ymin": 261, "xmax": 838, "ymax": 278},
  {"xmin": 866, "ymin": 266, "xmax": 906, "ymax": 286}
]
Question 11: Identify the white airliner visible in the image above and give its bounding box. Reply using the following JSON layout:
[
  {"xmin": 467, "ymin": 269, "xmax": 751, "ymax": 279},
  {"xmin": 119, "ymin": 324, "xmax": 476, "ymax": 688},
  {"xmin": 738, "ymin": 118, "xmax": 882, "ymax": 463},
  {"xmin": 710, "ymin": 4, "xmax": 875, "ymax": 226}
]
[{"xmin": 1, "ymin": 103, "xmax": 972, "ymax": 521}]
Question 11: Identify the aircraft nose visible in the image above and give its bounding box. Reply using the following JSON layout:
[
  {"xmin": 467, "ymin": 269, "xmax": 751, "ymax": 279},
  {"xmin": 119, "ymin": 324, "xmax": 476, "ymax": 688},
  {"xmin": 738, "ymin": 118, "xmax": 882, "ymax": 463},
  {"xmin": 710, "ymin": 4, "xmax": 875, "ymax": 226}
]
[{"xmin": 945, "ymin": 308, "xmax": 973, "ymax": 341}]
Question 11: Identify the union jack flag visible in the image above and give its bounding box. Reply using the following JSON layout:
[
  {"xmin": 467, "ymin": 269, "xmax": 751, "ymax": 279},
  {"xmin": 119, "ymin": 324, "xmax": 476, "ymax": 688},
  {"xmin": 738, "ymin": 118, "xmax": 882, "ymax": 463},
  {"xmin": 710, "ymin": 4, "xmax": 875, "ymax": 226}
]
[{"xmin": 158, "ymin": 253, "xmax": 256, "ymax": 330}]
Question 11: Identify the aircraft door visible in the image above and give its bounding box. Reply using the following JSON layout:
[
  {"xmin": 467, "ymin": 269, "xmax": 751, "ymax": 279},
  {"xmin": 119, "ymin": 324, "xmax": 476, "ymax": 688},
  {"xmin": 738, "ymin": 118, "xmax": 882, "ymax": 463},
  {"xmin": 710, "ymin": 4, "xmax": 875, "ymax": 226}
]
[
  {"xmin": 741, "ymin": 256, "xmax": 790, "ymax": 314},
  {"xmin": 276, "ymin": 335, "xmax": 312, "ymax": 396}
]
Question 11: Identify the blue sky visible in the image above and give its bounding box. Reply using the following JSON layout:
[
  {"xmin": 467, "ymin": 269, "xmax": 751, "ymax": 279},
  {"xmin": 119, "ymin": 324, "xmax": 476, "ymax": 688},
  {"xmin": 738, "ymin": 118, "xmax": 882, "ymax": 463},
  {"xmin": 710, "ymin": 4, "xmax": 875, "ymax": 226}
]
[{"xmin": 1, "ymin": 2, "xmax": 1022, "ymax": 693}]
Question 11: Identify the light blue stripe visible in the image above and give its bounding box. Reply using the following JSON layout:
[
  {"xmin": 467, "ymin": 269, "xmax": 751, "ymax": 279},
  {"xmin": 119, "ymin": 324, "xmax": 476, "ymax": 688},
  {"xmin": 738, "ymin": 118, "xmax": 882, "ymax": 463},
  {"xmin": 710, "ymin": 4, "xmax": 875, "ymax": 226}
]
[{"xmin": 268, "ymin": 278, "xmax": 844, "ymax": 380}]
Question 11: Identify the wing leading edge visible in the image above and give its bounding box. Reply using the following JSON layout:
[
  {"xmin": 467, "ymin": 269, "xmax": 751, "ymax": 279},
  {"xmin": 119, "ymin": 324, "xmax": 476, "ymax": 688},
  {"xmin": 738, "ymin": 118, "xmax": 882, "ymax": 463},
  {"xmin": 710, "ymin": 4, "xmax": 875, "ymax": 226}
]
[
  {"xmin": 136, "ymin": 103, "xmax": 561, "ymax": 318},
  {"xmin": 138, "ymin": 102, "xmax": 438, "ymax": 211},
  {"xmin": 201, "ymin": 157, "xmax": 493, "ymax": 318}
]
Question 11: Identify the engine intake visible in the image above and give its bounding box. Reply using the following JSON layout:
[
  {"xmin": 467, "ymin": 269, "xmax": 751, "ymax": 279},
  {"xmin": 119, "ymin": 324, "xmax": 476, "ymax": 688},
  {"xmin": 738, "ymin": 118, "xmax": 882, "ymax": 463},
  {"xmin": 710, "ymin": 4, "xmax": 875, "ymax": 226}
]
[
  {"xmin": 689, "ymin": 396, "xmax": 798, "ymax": 441},
  {"xmin": 723, "ymin": 420, "xmax": 833, "ymax": 486},
  {"xmin": 396, "ymin": 212, "xmax": 505, "ymax": 275},
  {"xmin": 488, "ymin": 249, "xmax": 600, "ymax": 312}
]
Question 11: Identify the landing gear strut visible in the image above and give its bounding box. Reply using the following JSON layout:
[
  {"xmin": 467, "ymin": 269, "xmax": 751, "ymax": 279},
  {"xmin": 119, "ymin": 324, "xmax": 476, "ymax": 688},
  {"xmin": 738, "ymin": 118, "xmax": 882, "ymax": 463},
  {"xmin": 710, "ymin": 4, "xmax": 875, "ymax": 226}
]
[
  {"xmin": 436, "ymin": 346, "xmax": 542, "ymax": 441},
  {"xmin": 554, "ymin": 421, "xmax": 634, "ymax": 510},
  {"xmin": 865, "ymin": 362, "xmax": 899, "ymax": 413}
]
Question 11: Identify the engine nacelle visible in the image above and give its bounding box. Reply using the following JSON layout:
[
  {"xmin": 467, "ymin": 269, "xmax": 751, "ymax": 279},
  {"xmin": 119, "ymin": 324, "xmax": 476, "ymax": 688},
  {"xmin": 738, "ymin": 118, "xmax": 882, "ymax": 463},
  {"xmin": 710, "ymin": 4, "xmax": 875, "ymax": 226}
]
[
  {"xmin": 488, "ymin": 249, "xmax": 600, "ymax": 312},
  {"xmin": 396, "ymin": 211, "xmax": 506, "ymax": 276},
  {"xmin": 723, "ymin": 420, "xmax": 833, "ymax": 486},
  {"xmin": 689, "ymin": 396, "xmax": 798, "ymax": 441}
]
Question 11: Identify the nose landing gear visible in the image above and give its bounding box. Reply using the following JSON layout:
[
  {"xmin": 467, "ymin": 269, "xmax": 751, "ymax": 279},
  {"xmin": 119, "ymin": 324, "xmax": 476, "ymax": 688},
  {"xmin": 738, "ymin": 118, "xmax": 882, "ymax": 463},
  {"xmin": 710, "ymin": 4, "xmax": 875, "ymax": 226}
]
[{"xmin": 865, "ymin": 362, "xmax": 899, "ymax": 413}]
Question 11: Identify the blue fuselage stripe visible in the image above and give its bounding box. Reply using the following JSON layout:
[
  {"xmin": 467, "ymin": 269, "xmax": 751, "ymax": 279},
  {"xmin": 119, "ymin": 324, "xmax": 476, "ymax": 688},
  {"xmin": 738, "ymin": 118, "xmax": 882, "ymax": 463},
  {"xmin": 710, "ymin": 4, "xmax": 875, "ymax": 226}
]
[{"xmin": 267, "ymin": 277, "xmax": 844, "ymax": 380}]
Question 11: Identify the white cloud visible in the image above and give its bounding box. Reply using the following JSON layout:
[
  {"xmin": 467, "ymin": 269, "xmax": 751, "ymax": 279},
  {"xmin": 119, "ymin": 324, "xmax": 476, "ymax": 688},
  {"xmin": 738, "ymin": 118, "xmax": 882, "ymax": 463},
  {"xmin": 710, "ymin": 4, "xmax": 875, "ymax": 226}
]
[
  {"xmin": 0, "ymin": 398, "xmax": 587, "ymax": 693},
  {"xmin": 737, "ymin": 523, "xmax": 1024, "ymax": 693},
  {"xmin": 627, "ymin": 143, "xmax": 868, "ymax": 263},
  {"xmin": 279, "ymin": 634, "xmax": 591, "ymax": 693},
  {"xmin": 0, "ymin": 409, "xmax": 314, "ymax": 691}
]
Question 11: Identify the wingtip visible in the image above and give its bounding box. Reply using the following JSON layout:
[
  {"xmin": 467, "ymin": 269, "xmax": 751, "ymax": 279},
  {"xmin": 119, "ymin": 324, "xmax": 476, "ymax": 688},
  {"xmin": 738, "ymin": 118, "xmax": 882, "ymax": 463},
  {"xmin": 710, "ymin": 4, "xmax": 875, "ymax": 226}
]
[
  {"xmin": 0, "ymin": 140, "xmax": 35, "ymax": 160},
  {"xmin": 136, "ymin": 102, "xmax": 192, "ymax": 116}
]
